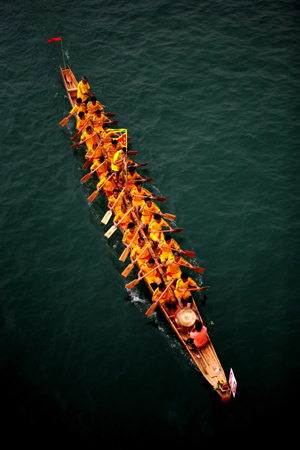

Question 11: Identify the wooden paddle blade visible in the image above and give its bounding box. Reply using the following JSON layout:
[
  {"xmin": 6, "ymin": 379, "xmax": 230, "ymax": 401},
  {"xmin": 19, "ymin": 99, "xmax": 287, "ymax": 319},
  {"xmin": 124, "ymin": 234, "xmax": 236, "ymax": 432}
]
[
  {"xmin": 163, "ymin": 213, "xmax": 176, "ymax": 221},
  {"xmin": 82, "ymin": 159, "xmax": 91, "ymax": 169},
  {"xmin": 101, "ymin": 210, "xmax": 112, "ymax": 224},
  {"xmin": 88, "ymin": 190, "xmax": 99, "ymax": 202},
  {"xmin": 128, "ymin": 151, "xmax": 138, "ymax": 155},
  {"xmin": 81, "ymin": 172, "xmax": 92, "ymax": 183},
  {"xmin": 200, "ymin": 286, "xmax": 210, "ymax": 290},
  {"xmin": 135, "ymin": 163, "xmax": 149, "ymax": 167},
  {"xmin": 121, "ymin": 263, "xmax": 134, "ymax": 278},
  {"xmin": 143, "ymin": 178, "xmax": 153, "ymax": 182},
  {"xmin": 153, "ymin": 197, "xmax": 166, "ymax": 202},
  {"xmin": 192, "ymin": 266, "xmax": 205, "ymax": 274},
  {"xmin": 145, "ymin": 301, "xmax": 159, "ymax": 316},
  {"xmin": 125, "ymin": 279, "xmax": 139, "ymax": 289},
  {"xmin": 110, "ymin": 120, "xmax": 119, "ymax": 125},
  {"xmin": 119, "ymin": 247, "xmax": 130, "ymax": 262},
  {"xmin": 170, "ymin": 228, "xmax": 183, "ymax": 233},
  {"xmin": 182, "ymin": 250, "xmax": 195, "ymax": 258},
  {"xmin": 71, "ymin": 142, "xmax": 81, "ymax": 149},
  {"xmin": 71, "ymin": 131, "xmax": 81, "ymax": 142},
  {"xmin": 105, "ymin": 113, "xmax": 115, "ymax": 118},
  {"xmin": 60, "ymin": 116, "xmax": 69, "ymax": 127},
  {"xmin": 104, "ymin": 225, "xmax": 117, "ymax": 238}
]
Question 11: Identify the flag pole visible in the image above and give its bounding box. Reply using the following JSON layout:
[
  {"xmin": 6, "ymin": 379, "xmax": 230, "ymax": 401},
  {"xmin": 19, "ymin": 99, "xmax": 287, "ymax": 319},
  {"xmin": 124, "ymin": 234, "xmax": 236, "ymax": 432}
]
[{"xmin": 60, "ymin": 38, "xmax": 67, "ymax": 69}]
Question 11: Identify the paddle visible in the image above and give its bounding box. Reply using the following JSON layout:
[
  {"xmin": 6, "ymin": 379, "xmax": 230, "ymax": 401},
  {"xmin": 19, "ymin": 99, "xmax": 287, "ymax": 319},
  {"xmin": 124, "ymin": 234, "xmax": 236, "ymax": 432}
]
[
  {"xmin": 104, "ymin": 206, "xmax": 134, "ymax": 238},
  {"xmin": 125, "ymin": 265, "xmax": 160, "ymax": 289},
  {"xmin": 71, "ymin": 117, "xmax": 91, "ymax": 141},
  {"xmin": 121, "ymin": 243, "xmax": 151, "ymax": 278},
  {"xmin": 101, "ymin": 210, "xmax": 113, "ymax": 225},
  {"xmin": 145, "ymin": 280, "xmax": 174, "ymax": 316},
  {"xmin": 81, "ymin": 159, "xmax": 106, "ymax": 183},
  {"xmin": 71, "ymin": 132, "xmax": 100, "ymax": 149},
  {"xmin": 119, "ymin": 225, "xmax": 142, "ymax": 262},
  {"xmin": 59, "ymin": 116, "xmax": 69, "ymax": 127},
  {"xmin": 160, "ymin": 245, "xmax": 195, "ymax": 259},
  {"xmin": 143, "ymin": 208, "xmax": 175, "ymax": 221},
  {"xmin": 87, "ymin": 174, "xmax": 114, "ymax": 202},
  {"xmin": 130, "ymin": 194, "xmax": 167, "ymax": 203},
  {"xmin": 192, "ymin": 266, "xmax": 205, "ymax": 274}
]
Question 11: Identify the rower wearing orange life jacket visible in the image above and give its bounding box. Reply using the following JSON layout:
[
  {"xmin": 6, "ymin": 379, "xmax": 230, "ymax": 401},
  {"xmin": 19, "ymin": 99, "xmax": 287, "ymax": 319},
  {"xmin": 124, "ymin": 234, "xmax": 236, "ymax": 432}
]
[
  {"xmin": 164, "ymin": 251, "xmax": 193, "ymax": 283},
  {"xmin": 64, "ymin": 97, "xmax": 86, "ymax": 122},
  {"xmin": 130, "ymin": 237, "xmax": 151, "ymax": 265},
  {"xmin": 96, "ymin": 171, "xmax": 116, "ymax": 198},
  {"xmin": 174, "ymin": 272, "xmax": 202, "ymax": 308},
  {"xmin": 139, "ymin": 199, "xmax": 162, "ymax": 230},
  {"xmin": 113, "ymin": 203, "xmax": 133, "ymax": 233},
  {"xmin": 76, "ymin": 111, "xmax": 94, "ymax": 132},
  {"xmin": 79, "ymin": 126, "xmax": 100, "ymax": 150},
  {"xmin": 77, "ymin": 76, "xmax": 93, "ymax": 104},
  {"xmin": 148, "ymin": 213, "xmax": 172, "ymax": 244},
  {"xmin": 124, "ymin": 166, "xmax": 144, "ymax": 191},
  {"xmin": 152, "ymin": 282, "xmax": 178, "ymax": 316},
  {"xmin": 92, "ymin": 109, "xmax": 112, "ymax": 133},
  {"xmin": 105, "ymin": 138, "xmax": 123, "ymax": 165},
  {"xmin": 90, "ymin": 156, "xmax": 108, "ymax": 179},
  {"xmin": 108, "ymin": 188, "xmax": 125, "ymax": 212},
  {"xmin": 158, "ymin": 234, "xmax": 181, "ymax": 266},
  {"xmin": 87, "ymin": 96, "xmax": 104, "ymax": 115},
  {"xmin": 122, "ymin": 223, "xmax": 141, "ymax": 250},
  {"xmin": 130, "ymin": 181, "xmax": 153, "ymax": 218},
  {"xmin": 138, "ymin": 258, "xmax": 162, "ymax": 292}
]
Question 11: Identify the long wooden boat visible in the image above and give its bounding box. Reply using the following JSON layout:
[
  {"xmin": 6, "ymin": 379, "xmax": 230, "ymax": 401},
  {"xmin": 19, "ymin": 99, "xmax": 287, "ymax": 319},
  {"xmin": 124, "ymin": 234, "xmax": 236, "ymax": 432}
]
[{"xmin": 59, "ymin": 64, "xmax": 231, "ymax": 402}]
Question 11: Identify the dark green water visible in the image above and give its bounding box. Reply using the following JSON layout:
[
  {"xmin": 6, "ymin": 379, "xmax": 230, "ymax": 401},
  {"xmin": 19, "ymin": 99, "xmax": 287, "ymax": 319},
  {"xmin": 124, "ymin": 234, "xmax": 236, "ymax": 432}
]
[{"xmin": 1, "ymin": 0, "xmax": 299, "ymax": 446}]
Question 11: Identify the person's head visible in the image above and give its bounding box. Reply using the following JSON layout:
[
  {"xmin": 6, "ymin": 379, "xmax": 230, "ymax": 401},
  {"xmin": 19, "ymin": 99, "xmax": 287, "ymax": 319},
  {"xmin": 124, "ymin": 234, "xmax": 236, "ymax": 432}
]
[
  {"xmin": 111, "ymin": 139, "xmax": 117, "ymax": 145},
  {"xmin": 76, "ymin": 98, "xmax": 82, "ymax": 104},
  {"xmin": 129, "ymin": 166, "xmax": 136, "ymax": 174},
  {"xmin": 86, "ymin": 126, "xmax": 93, "ymax": 134},
  {"xmin": 99, "ymin": 156, "xmax": 105, "ymax": 163},
  {"xmin": 154, "ymin": 213, "xmax": 161, "ymax": 222},
  {"xmin": 95, "ymin": 109, "xmax": 102, "ymax": 116},
  {"xmin": 91, "ymin": 96, "xmax": 97, "ymax": 102},
  {"xmin": 174, "ymin": 251, "xmax": 180, "ymax": 261},
  {"xmin": 128, "ymin": 222, "xmax": 135, "ymax": 230},
  {"xmin": 121, "ymin": 203, "xmax": 127, "ymax": 212},
  {"xmin": 168, "ymin": 295, "xmax": 177, "ymax": 305},
  {"xmin": 113, "ymin": 189, "xmax": 119, "ymax": 198},
  {"xmin": 138, "ymin": 237, "xmax": 144, "ymax": 246},
  {"xmin": 148, "ymin": 258, "xmax": 155, "ymax": 266},
  {"xmin": 165, "ymin": 233, "xmax": 171, "ymax": 243},
  {"xmin": 159, "ymin": 282, "xmax": 165, "ymax": 291},
  {"xmin": 135, "ymin": 181, "xmax": 142, "ymax": 190},
  {"xmin": 181, "ymin": 272, "xmax": 188, "ymax": 281},
  {"xmin": 78, "ymin": 111, "xmax": 85, "ymax": 119},
  {"xmin": 82, "ymin": 76, "xmax": 88, "ymax": 84},
  {"xmin": 195, "ymin": 321, "xmax": 203, "ymax": 332}
]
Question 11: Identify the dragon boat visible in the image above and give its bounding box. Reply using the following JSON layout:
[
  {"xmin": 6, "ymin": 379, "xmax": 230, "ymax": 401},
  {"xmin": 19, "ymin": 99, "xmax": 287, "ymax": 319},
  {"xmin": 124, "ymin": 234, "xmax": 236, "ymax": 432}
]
[{"xmin": 59, "ymin": 64, "xmax": 231, "ymax": 402}]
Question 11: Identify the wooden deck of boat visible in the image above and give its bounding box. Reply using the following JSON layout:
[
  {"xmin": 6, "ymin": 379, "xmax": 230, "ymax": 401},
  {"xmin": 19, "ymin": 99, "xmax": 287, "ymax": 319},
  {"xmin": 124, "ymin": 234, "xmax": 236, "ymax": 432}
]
[{"xmin": 59, "ymin": 65, "xmax": 231, "ymax": 402}]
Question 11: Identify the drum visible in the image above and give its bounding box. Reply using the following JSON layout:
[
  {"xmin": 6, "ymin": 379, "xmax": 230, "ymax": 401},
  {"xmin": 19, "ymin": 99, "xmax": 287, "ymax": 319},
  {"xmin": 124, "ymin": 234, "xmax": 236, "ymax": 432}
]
[{"xmin": 176, "ymin": 307, "xmax": 196, "ymax": 328}]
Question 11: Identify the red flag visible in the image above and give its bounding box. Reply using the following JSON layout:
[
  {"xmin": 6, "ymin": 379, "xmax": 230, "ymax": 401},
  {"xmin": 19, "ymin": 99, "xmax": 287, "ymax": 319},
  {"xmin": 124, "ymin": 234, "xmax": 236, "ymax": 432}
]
[
  {"xmin": 116, "ymin": 134, "xmax": 127, "ymax": 147},
  {"xmin": 45, "ymin": 37, "xmax": 62, "ymax": 43}
]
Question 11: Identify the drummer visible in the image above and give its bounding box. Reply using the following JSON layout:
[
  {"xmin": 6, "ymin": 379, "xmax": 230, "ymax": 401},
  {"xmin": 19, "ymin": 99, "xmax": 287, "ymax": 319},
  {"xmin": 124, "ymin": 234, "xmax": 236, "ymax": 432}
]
[
  {"xmin": 174, "ymin": 272, "xmax": 202, "ymax": 308},
  {"xmin": 182, "ymin": 321, "xmax": 209, "ymax": 349}
]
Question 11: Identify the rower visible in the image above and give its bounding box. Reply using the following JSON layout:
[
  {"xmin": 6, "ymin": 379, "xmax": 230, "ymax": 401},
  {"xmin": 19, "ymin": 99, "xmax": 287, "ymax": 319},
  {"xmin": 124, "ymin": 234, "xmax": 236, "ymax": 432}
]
[
  {"xmin": 96, "ymin": 171, "xmax": 116, "ymax": 198},
  {"xmin": 138, "ymin": 258, "xmax": 162, "ymax": 292},
  {"xmin": 122, "ymin": 222, "xmax": 140, "ymax": 250},
  {"xmin": 158, "ymin": 233, "xmax": 181, "ymax": 267},
  {"xmin": 174, "ymin": 272, "xmax": 202, "ymax": 309},
  {"xmin": 64, "ymin": 97, "xmax": 86, "ymax": 122},
  {"xmin": 164, "ymin": 251, "xmax": 193, "ymax": 285},
  {"xmin": 92, "ymin": 109, "xmax": 112, "ymax": 133},
  {"xmin": 77, "ymin": 76, "xmax": 93, "ymax": 104},
  {"xmin": 148, "ymin": 213, "xmax": 172, "ymax": 245},
  {"xmin": 113, "ymin": 203, "xmax": 133, "ymax": 233},
  {"xmin": 152, "ymin": 282, "xmax": 178, "ymax": 316},
  {"xmin": 76, "ymin": 111, "xmax": 93, "ymax": 132},
  {"xmin": 108, "ymin": 188, "xmax": 125, "ymax": 212},
  {"xmin": 123, "ymin": 165, "xmax": 143, "ymax": 191},
  {"xmin": 90, "ymin": 156, "xmax": 108, "ymax": 179},
  {"xmin": 130, "ymin": 237, "xmax": 151, "ymax": 265},
  {"xmin": 105, "ymin": 138, "xmax": 123, "ymax": 165},
  {"xmin": 87, "ymin": 96, "xmax": 104, "ymax": 115},
  {"xmin": 79, "ymin": 126, "xmax": 100, "ymax": 150},
  {"xmin": 129, "ymin": 181, "xmax": 153, "ymax": 219},
  {"xmin": 139, "ymin": 199, "xmax": 162, "ymax": 231},
  {"xmin": 111, "ymin": 147, "xmax": 126, "ymax": 182}
]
